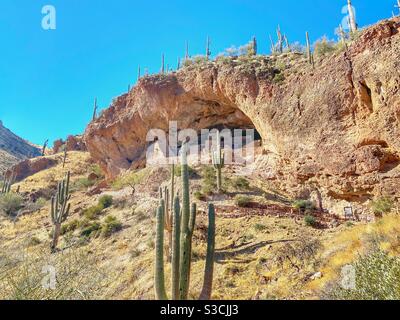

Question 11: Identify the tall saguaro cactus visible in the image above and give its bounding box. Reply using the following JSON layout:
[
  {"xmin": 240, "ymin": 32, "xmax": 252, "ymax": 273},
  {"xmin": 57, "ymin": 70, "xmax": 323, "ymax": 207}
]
[
  {"xmin": 306, "ymin": 32, "xmax": 314, "ymax": 67},
  {"xmin": 154, "ymin": 144, "xmax": 216, "ymax": 300},
  {"xmin": 159, "ymin": 164, "xmax": 175, "ymax": 261},
  {"xmin": 206, "ymin": 36, "xmax": 211, "ymax": 60},
  {"xmin": 50, "ymin": 171, "xmax": 71, "ymax": 252},
  {"xmin": 42, "ymin": 139, "xmax": 49, "ymax": 156},
  {"xmin": 92, "ymin": 98, "xmax": 98, "ymax": 122},
  {"xmin": 212, "ymin": 132, "xmax": 225, "ymax": 193},
  {"xmin": 1, "ymin": 171, "xmax": 16, "ymax": 194},
  {"xmin": 347, "ymin": 0, "xmax": 357, "ymax": 33}
]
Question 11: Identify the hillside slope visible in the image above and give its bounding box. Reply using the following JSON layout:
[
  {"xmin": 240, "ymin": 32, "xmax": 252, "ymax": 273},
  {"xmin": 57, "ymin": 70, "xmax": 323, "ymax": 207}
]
[{"xmin": 0, "ymin": 121, "xmax": 41, "ymax": 174}]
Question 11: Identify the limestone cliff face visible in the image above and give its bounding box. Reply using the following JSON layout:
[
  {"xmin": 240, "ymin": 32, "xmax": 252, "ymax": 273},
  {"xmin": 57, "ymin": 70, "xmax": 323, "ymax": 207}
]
[
  {"xmin": 0, "ymin": 121, "xmax": 41, "ymax": 174},
  {"xmin": 84, "ymin": 18, "xmax": 400, "ymax": 207}
]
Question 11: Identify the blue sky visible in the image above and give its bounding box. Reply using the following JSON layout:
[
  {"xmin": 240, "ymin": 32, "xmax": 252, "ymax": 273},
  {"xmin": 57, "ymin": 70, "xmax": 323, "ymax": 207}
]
[{"xmin": 0, "ymin": 0, "xmax": 397, "ymax": 145}]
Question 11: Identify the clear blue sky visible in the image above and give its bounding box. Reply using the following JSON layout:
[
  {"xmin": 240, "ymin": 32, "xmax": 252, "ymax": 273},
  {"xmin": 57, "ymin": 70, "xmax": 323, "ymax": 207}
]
[{"xmin": 0, "ymin": 0, "xmax": 397, "ymax": 145}]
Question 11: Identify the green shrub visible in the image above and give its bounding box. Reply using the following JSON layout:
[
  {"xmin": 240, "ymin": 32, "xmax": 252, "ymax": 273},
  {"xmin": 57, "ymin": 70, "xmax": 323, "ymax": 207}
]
[
  {"xmin": 326, "ymin": 250, "xmax": 400, "ymax": 300},
  {"xmin": 61, "ymin": 219, "xmax": 81, "ymax": 235},
  {"xmin": 0, "ymin": 193, "xmax": 23, "ymax": 215},
  {"xmin": 72, "ymin": 177, "xmax": 95, "ymax": 191},
  {"xmin": 175, "ymin": 165, "xmax": 196, "ymax": 178},
  {"xmin": 234, "ymin": 195, "xmax": 252, "ymax": 208},
  {"xmin": 254, "ymin": 223, "xmax": 267, "ymax": 232},
  {"xmin": 194, "ymin": 191, "xmax": 206, "ymax": 201},
  {"xmin": 314, "ymin": 36, "xmax": 336, "ymax": 58},
  {"xmin": 273, "ymin": 72, "xmax": 285, "ymax": 84},
  {"xmin": 98, "ymin": 195, "xmax": 113, "ymax": 209},
  {"xmin": 82, "ymin": 204, "xmax": 104, "ymax": 220},
  {"xmin": 293, "ymin": 200, "xmax": 316, "ymax": 211},
  {"xmin": 304, "ymin": 215, "xmax": 317, "ymax": 227},
  {"xmin": 101, "ymin": 215, "xmax": 122, "ymax": 238},
  {"xmin": 231, "ymin": 177, "xmax": 250, "ymax": 190},
  {"xmin": 370, "ymin": 197, "xmax": 393, "ymax": 216},
  {"xmin": 112, "ymin": 169, "xmax": 149, "ymax": 190},
  {"xmin": 80, "ymin": 221, "xmax": 101, "ymax": 238}
]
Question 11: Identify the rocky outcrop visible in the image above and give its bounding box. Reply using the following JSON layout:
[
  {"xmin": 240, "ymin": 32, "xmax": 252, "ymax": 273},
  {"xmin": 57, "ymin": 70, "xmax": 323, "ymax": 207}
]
[
  {"xmin": 52, "ymin": 135, "xmax": 87, "ymax": 154},
  {"xmin": 0, "ymin": 121, "xmax": 41, "ymax": 174},
  {"xmin": 7, "ymin": 157, "xmax": 58, "ymax": 182},
  {"xmin": 84, "ymin": 18, "xmax": 400, "ymax": 210}
]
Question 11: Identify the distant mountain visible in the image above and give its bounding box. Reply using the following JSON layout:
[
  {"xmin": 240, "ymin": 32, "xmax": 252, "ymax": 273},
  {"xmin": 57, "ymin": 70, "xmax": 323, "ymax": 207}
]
[{"xmin": 0, "ymin": 120, "xmax": 41, "ymax": 175}]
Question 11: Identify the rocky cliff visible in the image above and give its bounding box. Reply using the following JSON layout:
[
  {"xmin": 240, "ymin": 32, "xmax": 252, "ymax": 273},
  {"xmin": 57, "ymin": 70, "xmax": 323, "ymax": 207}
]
[
  {"xmin": 84, "ymin": 18, "xmax": 400, "ymax": 212},
  {"xmin": 0, "ymin": 121, "xmax": 41, "ymax": 175}
]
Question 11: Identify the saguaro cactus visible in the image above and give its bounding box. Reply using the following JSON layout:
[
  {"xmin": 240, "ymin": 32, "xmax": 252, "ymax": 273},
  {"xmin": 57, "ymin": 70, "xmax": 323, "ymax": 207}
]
[
  {"xmin": 212, "ymin": 132, "xmax": 225, "ymax": 193},
  {"xmin": 161, "ymin": 54, "xmax": 165, "ymax": 74},
  {"xmin": 92, "ymin": 98, "xmax": 98, "ymax": 121},
  {"xmin": 159, "ymin": 164, "xmax": 175, "ymax": 260},
  {"xmin": 62, "ymin": 147, "xmax": 68, "ymax": 168},
  {"xmin": 50, "ymin": 171, "xmax": 71, "ymax": 252},
  {"xmin": 1, "ymin": 171, "xmax": 16, "ymax": 194},
  {"xmin": 206, "ymin": 36, "xmax": 211, "ymax": 60},
  {"xmin": 42, "ymin": 139, "xmax": 49, "ymax": 156},
  {"xmin": 137, "ymin": 65, "xmax": 141, "ymax": 81},
  {"xmin": 154, "ymin": 144, "xmax": 216, "ymax": 300},
  {"xmin": 347, "ymin": 0, "xmax": 357, "ymax": 33},
  {"xmin": 277, "ymin": 26, "xmax": 283, "ymax": 53},
  {"xmin": 306, "ymin": 32, "xmax": 314, "ymax": 67},
  {"xmin": 250, "ymin": 36, "xmax": 257, "ymax": 56}
]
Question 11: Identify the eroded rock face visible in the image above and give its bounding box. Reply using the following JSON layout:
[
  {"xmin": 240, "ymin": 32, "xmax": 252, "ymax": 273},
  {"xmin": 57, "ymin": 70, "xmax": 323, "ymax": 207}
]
[
  {"xmin": 52, "ymin": 135, "xmax": 87, "ymax": 154},
  {"xmin": 84, "ymin": 18, "xmax": 400, "ymax": 208},
  {"xmin": 8, "ymin": 157, "xmax": 58, "ymax": 182}
]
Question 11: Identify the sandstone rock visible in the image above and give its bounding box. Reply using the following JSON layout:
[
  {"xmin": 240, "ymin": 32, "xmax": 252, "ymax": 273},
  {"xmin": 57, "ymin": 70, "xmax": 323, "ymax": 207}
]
[
  {"xmin": 84, "ymin": 18, "xmax": 400, "ymax": 209},
  {"xmin": 52, "ymin": 139, "xmax": 64, "ymax": 154},
  {"xmin": 8, "ymin": 157, "xmax": 58, "ymax": 182},
  {"xmin": 66, "ymin": 135, "xmax": 86, "ymax": 152}
]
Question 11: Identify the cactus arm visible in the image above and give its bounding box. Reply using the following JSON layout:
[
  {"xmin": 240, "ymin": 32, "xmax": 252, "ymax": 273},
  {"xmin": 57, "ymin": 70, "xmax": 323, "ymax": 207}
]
[
  {"xmin": 199, "ymin": 204, "xmax": 216, "ymax": 300},
  {"xmin": 155, "ymin": 204, "xmax": 168, "ymax": 300},
  {"xmin": 171, "ymin": 196, "xmax": 181, "ymax": 300}
]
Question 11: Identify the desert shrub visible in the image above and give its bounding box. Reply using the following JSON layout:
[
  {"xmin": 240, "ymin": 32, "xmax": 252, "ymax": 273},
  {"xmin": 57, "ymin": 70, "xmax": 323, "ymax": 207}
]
[
  {"xmin": 275, "ymin": 237, "xmax": 322, "ymax": 269},
  {"xmin": 370, "ymin": 197, "xmax": 393, "ymax": 216},
  {"xmin": 314, "ymin": 36, "xmax": 336, "ymax": 58},
  {"xmin": 82, "ymin": 204, "xmax": 103, "ymax": 220},
  {"xmin": 80, "ymin": 221, "xmax": 101, "ymax": 238},
  {"xmin": 112, "ymin": 169, "xmax": 148, "ymax": 190},
  {"xmin": 293, "ymin": 200, "xmax": 316, "ymax": 211},
  {"xmin": 192, "ymin": 55, "xmax": 208, "ymax": 65},
  {"xmin": 231, "ymin": 177, "xmax": 250, "ymax": 190},
  {"xmin": 134, "ymin": 210, "xmax": 148, "ymax": 222},
  {"xmin": 0, "ymin": 247, "xmax": 114, "ymax": 299},
  {"xmin": 89, "ymin": 164, "xmax": 104, "ymax": 179},
  {"xmin": 61, "ymin": 219, "xmax": 81, "ymax": 235},
  {"xmin": 254, "ymin": 223, "xmax": 267, "ymax": 232},
  {"xmin": 71, "ymin": 177, "xmax": 95, "ymax": 191},
  {"xmin": 23, "ymin": 197, "xmax": 47, "ymax": 213},
  {"xmin": 101, "ymin": 215, "xmax": 122, "ymax": 238},
  {"xmin": 326, "ymin": 250, "xmax": 400, "ymax": 300},
  {"xmin": 224, "ymin": 264, "xmax": 243, "ymax": 276},
  {"xmin": 194, "ymin": 191, "xmax": 206, "ymax": 201},
  {"xmin": 174, "ymin": 165, "xmax": 196, "ymax": 178},
  {"xmin": 98, "ymin": 195, "xmax": 113, "ymax": 209},
  {"xmin": 304, "ymin": 215, "xmax": 317, "ymax": 227},
  {"xmin": 234, "ymin": 195, "xmax": 252, "ymax": 208},
  {"xmin": 0, "ymin": 193, "xmax": 23, "ymax": 216},
  {"xmin": 28, "ymin": 237, "xmax": 41, "ymax": 247},
  {"xmin": 273, "ymin": 72, "xmax": 285, "ymax": 83}
]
